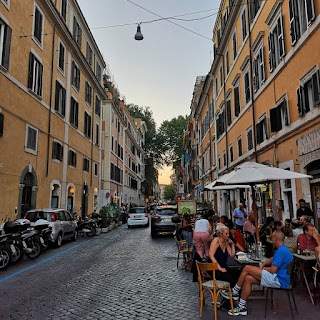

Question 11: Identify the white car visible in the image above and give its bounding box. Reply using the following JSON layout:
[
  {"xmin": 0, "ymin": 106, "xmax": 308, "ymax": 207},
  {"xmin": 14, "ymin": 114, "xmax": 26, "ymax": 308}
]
[{"xmin": 127, "ymin": 207, "xmax": 149, "ymax": 228}]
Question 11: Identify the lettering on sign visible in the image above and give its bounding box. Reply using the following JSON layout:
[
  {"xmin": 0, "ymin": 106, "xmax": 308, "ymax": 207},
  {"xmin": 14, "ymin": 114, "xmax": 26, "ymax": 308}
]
[
  {"xmin": 300, "ymin": 149, "xmax": 320, "ymax": 168},
  {"xmin": 297, "ymin": 128, "xmax": 320, "ymax": 156}
]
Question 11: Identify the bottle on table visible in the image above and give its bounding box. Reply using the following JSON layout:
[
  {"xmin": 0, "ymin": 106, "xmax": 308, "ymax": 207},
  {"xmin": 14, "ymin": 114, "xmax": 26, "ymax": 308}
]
[{"xmin": 297, "ymin": 242, "xmax": 301, "ymax": 255}]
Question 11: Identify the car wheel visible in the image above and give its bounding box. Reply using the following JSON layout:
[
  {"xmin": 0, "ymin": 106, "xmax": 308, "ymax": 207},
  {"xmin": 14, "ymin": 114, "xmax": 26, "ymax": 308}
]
[
  {"xmin": 71, "ymin": 230, "xmax": 77, "ymax": 241},
  {"xmin": 55, "ymin": 233, "xmax": 63, "ymax": 248},
  {"xmin": 145, "ymin": 222, "xmax": 149, "ymax": 228}
]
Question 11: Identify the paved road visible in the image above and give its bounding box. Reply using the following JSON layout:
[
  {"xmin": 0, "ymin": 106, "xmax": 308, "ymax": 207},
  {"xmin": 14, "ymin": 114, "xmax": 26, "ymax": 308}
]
[{"xmin": 0, "ymin": 225, "xmax": 319, "ymax": 319}]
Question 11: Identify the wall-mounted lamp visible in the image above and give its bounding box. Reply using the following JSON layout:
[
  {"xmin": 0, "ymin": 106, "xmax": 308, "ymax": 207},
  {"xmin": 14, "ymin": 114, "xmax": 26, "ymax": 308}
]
[
  {"xmin": 51, "ymin": 185, "xmax": 55, "ymax": 191},
  {"xmin": 94, "ymin": 187, "xmax": 98, "ymax": 195},
  {"xmin": 134, "ymin": 24, "xmax": 143, "ymax": 41},
  {"xmin": 69, "ymin": 187, "xmax": 75, "ymax": 194}
]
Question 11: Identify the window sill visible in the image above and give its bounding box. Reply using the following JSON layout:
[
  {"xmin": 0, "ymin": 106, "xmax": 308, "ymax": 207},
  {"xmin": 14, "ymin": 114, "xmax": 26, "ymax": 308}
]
[{"xmin": 25, "ymin": 147, "xmax": 37, "ymax": 155}]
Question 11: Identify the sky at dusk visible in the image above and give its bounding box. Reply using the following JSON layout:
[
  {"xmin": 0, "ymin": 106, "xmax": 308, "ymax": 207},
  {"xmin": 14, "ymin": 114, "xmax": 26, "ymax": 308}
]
[{"xmin": 77, "ymin": 0, "xmax": 220, "ymax": 127}]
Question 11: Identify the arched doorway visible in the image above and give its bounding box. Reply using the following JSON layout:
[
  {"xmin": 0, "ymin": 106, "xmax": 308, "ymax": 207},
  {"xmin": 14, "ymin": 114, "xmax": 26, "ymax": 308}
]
[{"xmin": 18, "ymin": 165, "xmax": 38, "ymax": 218}]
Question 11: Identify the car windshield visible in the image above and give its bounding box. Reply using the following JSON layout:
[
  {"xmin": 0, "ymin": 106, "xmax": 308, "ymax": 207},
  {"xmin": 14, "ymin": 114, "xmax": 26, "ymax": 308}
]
[
  {"xmin": 156, "ymin": 209, "xmax": 177, "ymax": 216},
  {"xmin": 130, "ymin": 208, "xmax": 145, "ymax": 213},
  {"xmin": 26, "ymin": 211, "xmax": 49, "ymax": 222}
]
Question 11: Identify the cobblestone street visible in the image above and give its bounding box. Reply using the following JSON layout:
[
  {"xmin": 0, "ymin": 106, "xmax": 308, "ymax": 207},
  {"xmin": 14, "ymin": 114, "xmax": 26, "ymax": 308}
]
[{"xmin": 0, "ymin": 225, "xmax": 319, "ymax": 319}]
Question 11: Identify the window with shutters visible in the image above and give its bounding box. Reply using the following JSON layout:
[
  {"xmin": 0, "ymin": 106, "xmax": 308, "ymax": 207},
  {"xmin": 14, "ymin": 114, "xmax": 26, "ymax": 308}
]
[
  {"xmin": 52, "ymin": 141, "xmax": 63, "ymax": 161},
  {"xmin": 225, "ymin": 51, "xmax": 230, "ymax": 75},
  {"xmin": 60, "ymin": 0, "xmax": 67, "ymax": 22},
  {"xmin": 25, "ymin": 125, "xmax": 38, "ymax": 154},
  {"xmin": 58, "ymin": 41, "xmax": 65, "ymax": 72},
  {"xmin": 256, "ymin": 116, "xmax": 268, "ymax": 144},
  {"xmin": 270, "ymin": 99, "xmax": 289, "ymax": 132},
  {"xmin": 249, "ymin": 0, "xmax": 261, "ymax": 22},
  {"xmin": 216, "ymin": 108, "xmax": 226, "ymax": 139},
  {"xmin": 229, "ymin": 145, "xmax": 234, "ymax": 163},
  {"xmin": 86, "ymin": 42, "xmax": 93, "ymax": 66},
  {"xmin": 71, "ymin": 61, "xmax": 80, "ymax": 90},
  {"xmin": 96, "ymin": 62, "xmax": 102, "ymax": 82},
  {"xmin": 223, "ymin": 151, "xmax": 227, "ymax": 167},
  {"xmin": 268, "ymin": 14, "xmax": 285, "ymax": 72},
  {"xmin": 247, "ymin": 127, "xmax": 253, "ymax": 151},
  {"xmin": 237, "ymin": 136, "xmax": 243, "ymax": 157},
  {"xmin": 85, "ymin": 81, "xmax": 92, "ymax": 105},
  {"xmin": 234, "ymin": 84, "xmax": 240, "ymax": 117},
  {"xmin": 215, "ymin": 77, "xmax": 218, "ymax": 97},
  {"xmin": 0, "ymin": 18, "xmax": 12, "ymax": 70},
  {"xmin": 95, "ymin": 96, "xmax": 101, "ymax": 117},
  {"xmin": 84, "ymin": 112, "xmax": 91, "ymax": 138},
  {"xmin": 220, "ymin": 65, "xmax": 224, "ymax": 88},
  {"xmin": 95, "ymin": 123, "xmax": 99, "ymax": 146},
  {"xmin": 55, "ymin": 81, "xmax": 66, "ymax": 116},
  {"xmin": 241, "ymin": 9, "xmax": 247, "ymax": 41},
  {"xmin": 218, "ymin": 156, "xmax": 221, "ymax": 170},
  {"xmin": 28, "ymin": 52, "xmax": 43, "ymax": 97},
  {"xmin": 70, "ymin": 97, "xmax": 78, "ymax": 127},
  {"xmin": 68, "ymin": 150, "xmax": 77, "ymax": 167},
  {"xmin": 289, "ymin": 0, "xmax": 315, "ymax": 45},
  {"xmin": 226, "ymin": 96, "xmax": 232, "ymax": 126},
  {"xmin": 33, "ymin": 5, "xmax": 43, "ymax": 46},
  {"xmin": 297, "ymin": 70, "xmax": 320, "ymax": 116},
  {"xmin": 243, "ymin": 68, "xmax": 251, "ymax": 104},
  {"xmin": 253, "ymin": 45, "xmax": 265, "ymax": 92},
  {"xmin": 94, "ymin": 163, "xmax": 98, "ymax": 176},
  {"xmin": 232, "ymin": 32, "xmax": 237, "ymax": 60},
  {"xmin": 83, "ymin": 157, "xmax": 89, "ymax": 172},
  {"xmin": 73, "ymin": 16, "xmax": 82, "ymax": 48}
]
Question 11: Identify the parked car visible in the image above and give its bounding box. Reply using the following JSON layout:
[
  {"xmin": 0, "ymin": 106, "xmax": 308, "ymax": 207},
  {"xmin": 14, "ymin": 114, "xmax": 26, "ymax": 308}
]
[
  {"xmin": 25, "ymin": 209, "xmax": 77, "ymax": 247},
  {"xmin": 127, "ymin": 207, "xmax": 149, "ymax": 228},
  {"xmin": 150, "ymin": 205, "xmax": 178, "ymax": 237}
]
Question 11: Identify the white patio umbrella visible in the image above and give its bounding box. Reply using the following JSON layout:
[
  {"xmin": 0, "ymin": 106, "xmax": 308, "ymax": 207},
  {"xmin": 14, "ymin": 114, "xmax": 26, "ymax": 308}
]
[{"xmin": 216, "ymin": 161, "xmax": 312, "ymax": 241}]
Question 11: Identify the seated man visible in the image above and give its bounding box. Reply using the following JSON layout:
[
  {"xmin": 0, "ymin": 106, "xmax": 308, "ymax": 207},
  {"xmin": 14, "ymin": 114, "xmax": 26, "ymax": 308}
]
[
  {"xmin": 222, "ymin": 230, "xmax": 293, "ymax": 316},
  {"xmin": 297, "ymin": 223, "xmax": 320, "ymax": 253}
]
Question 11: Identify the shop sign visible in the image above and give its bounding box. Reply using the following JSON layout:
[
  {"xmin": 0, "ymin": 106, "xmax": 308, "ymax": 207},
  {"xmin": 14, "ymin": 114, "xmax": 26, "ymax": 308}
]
[{"xmin": 297, "ymin": 128, "xmax": 320, "ymax": 156}]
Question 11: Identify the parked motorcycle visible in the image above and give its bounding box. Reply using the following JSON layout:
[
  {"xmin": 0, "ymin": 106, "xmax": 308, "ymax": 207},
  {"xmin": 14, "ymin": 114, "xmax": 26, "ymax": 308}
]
[
  {"xmin": 32, "ymin": 219, "xmax": 52, "ymax": 251},
  {"xmin": 3, "ymin": 219, "xmax": 42, "ymax": 259},
  {"xmin": 77, "ymin": 218, "xmax": 97, "ymax": 237},
  {"xmin": 0, "ymin": 234, "xmax": 11, "ymax": 270}
]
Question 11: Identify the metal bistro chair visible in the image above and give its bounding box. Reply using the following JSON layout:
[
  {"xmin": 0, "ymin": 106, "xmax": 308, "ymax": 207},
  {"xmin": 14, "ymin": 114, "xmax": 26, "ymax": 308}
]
[
  {"xmin": 174, "ymin": 236, "xmax": 192, "ymax": 270},
  {"xmin": 196, "ymin": 261, "xmax": 234, "ymax": 320},
  {"xmin": 264, "ymin": 260, "xmax": 298, "ymax": 318}
]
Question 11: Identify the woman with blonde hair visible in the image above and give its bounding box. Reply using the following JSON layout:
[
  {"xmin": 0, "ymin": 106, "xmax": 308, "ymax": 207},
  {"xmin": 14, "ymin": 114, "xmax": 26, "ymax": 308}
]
[{"xmin": 208, "ymin": 224, "xmax": 238, "ymax": 286}]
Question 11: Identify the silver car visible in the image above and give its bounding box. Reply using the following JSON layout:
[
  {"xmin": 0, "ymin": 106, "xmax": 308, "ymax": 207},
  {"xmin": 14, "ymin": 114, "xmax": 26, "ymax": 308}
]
[{"xmin": 25, "ymin": 209, "xmax": 77, "ymax": 247}]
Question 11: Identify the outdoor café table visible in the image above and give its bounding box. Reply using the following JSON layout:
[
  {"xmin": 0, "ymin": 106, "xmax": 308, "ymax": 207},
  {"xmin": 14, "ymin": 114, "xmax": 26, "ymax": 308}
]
[
  {"xmin": 293, "ymin": 253, "xmax": 316, "ymax": 305},
  {"xmin": 234, "ymin": 256, "xmax": 268, "ymax": 299}
]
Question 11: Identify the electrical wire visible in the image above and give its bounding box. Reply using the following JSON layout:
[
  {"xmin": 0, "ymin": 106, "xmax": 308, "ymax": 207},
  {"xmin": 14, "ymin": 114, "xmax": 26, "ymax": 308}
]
[{"xmin": 91, "ymin": 0, "xmax": 267, "ymax": 41}]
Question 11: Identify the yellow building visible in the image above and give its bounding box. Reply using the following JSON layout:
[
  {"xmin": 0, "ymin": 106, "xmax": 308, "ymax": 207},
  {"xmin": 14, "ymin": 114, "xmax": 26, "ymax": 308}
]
[
  {"xmin": 0, "ymin": 0, "xmax": 106, "ymax": 220},
  {"xmin": 185, "ymin": 0, "xmax": 320, "ymax": 224}
]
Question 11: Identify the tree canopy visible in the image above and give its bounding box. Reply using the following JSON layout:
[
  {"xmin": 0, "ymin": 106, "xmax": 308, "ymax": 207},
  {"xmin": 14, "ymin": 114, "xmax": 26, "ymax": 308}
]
[{"xmin": 163, "ymin": 184, "xmax": 176, "ymax": 201}]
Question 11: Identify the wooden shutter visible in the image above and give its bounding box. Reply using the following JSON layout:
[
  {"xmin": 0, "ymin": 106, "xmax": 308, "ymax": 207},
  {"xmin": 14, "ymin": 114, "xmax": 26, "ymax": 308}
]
[
  {"xmin": 2, "ymin": 24, "xmax": 12, "ymax": 70},
  {"xmin": 234, "ymin": 86, "xmax": 240, "ymax": 116},
  {"xmin": 297, "ymin": 86, "xmax": 304, "ymax": 116},
  {"xmin": 305, "ymin": 0, "xmax": 315, "ymax": 24},
  {"xmin": 312, "ymin": 71, "xmax": 320, "ymax": 106},
  {"xmin": 37, "ymin": 62, "xmax": 43, "ymax": 96},
  {"xmin": 28, "ymin": 52, "xmax": 34, "ymax": 89},
  {"xmin": 270, "ymin": 106, "xmax": 282, "ymax": 132}
]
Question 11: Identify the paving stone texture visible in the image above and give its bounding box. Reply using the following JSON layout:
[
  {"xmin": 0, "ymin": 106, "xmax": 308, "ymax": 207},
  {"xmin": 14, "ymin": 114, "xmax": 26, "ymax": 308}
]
[{"xmin": 0, "ymin": 225, "xmax": 319, "ymax": 319}]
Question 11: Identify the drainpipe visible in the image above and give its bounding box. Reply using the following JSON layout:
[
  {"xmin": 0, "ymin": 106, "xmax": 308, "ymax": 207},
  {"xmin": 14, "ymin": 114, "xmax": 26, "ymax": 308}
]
[
  {"xmin": 247, "ymin": 0, "xmax": 258, "ymax": 161},
  {"xmin": 46, "ymin": 25, "xmax": 56, "ymax": 177},
  {"xmin": 222, "ymin": 54, "xmax": 229, "ymax": 171}
]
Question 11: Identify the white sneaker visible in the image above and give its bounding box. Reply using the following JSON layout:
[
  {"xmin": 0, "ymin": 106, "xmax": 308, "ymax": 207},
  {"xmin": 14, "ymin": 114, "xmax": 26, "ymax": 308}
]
[
  {"xmin": 228, "ymin": 305, "xmax": 248, "ymax": 316},
  {"xmin": 221, "ymin": 289, "xmax": 239, "ymax": 301}
]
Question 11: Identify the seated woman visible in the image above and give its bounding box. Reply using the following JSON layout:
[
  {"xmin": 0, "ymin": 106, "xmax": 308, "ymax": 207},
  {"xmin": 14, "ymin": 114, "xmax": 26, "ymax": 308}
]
[
  {"xmin": 208, "ymin": 224, "xmax": 238, "ymax": 287},
  {"xmin": 181, "ymin": 214, "xmax": 193, "ymax": 249},
  {"xmin": 283, "ymin": 223, "xmax": 297, "ymax": 253}
]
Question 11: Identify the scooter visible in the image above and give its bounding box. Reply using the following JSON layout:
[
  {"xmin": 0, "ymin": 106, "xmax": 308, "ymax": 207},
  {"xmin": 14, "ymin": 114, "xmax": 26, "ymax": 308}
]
[
  {"xmin": 3, "ymin": 220, "xmax": 41, "ymax": 259},
  {"xmin": 77, "ymin": 218, "xmax": 97, "ymax": 237},
  {"xmin": 32, "ymin": 219, "xmax": 52, "ymax": 251}
]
